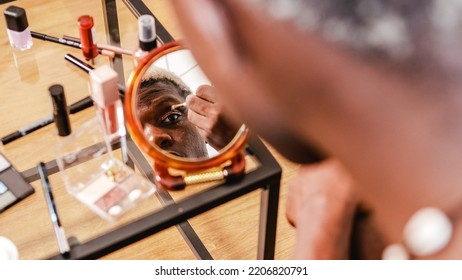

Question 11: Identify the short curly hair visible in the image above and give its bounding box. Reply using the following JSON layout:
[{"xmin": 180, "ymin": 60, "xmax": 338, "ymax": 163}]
[{"xmin": 137, "ymin": 66, "xmax": 192, "ymax": 109}]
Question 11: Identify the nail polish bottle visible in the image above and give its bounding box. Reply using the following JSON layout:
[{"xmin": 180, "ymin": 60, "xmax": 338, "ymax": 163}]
[
  {"xmin": 4, "ymin": 6, "xmax": 33, "ymax": 50},
  {"xmin": 133, "ymin": 14, "xmax": 157, "ymax": 67}
]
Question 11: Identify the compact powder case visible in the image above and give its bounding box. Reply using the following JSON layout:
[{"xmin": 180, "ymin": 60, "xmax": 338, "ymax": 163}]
[{"xmin": 0, "ymin": 153, "xmax": 35, "ymax": 212}]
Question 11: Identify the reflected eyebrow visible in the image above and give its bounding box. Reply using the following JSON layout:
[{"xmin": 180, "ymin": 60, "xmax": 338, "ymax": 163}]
[{"xmin": 138, "ymin": 95, "xmax": 184, "ymax": 125}]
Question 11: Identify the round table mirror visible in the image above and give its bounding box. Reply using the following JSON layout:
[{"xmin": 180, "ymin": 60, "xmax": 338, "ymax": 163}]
[{"xmin": 124, "ymin": 42, "xmax": 249, "ymax": 190}]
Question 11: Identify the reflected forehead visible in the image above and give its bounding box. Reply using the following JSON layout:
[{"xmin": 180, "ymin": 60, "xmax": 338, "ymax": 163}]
[
  {"xmin": 148, "ymin": 91, "xmax": 184, "ymax": 107},
  {"xmin": 138, "ymin": 81, "xmax": 186, "ymax": 109}
]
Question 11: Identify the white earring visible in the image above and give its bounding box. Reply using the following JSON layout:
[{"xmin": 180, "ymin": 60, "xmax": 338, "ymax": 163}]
[
  {"xmin": 382, "ymin": 207, "xmax": 453, "ymax": 260},
  {"xmin": 382, "ymin": 243, "xmax": 409, "ymax": 260}
]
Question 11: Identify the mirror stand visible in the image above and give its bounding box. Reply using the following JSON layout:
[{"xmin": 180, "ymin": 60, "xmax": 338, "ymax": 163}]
[{"xmin": 153, "ymin": 150, "xmax": 246, "ymax": 190}]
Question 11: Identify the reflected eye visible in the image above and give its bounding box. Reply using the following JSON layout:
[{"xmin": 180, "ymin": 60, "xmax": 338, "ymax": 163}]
[{"xmin": 161, "ymin": 110, "xmax": 183, "ymax": 125}]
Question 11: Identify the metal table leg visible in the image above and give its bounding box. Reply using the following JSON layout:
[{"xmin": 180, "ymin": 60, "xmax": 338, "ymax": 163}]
[{"xmin": 257, "ymin": 175, "xmax": 281, "ymax": 259}]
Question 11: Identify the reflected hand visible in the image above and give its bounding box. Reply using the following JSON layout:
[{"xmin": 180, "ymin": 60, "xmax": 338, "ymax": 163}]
[{"xmin": 186, "ymin": 85, "xmax": 238, "ymax": 150}]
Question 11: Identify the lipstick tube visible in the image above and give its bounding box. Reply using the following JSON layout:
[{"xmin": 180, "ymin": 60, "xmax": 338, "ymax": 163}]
[{"xmin": 78, "ymin": 15, "xmax": 99, "ymax": 62}]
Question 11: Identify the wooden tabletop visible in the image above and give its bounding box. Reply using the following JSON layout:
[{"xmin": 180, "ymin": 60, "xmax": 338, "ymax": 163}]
[{"xmin": 0, "ymin": 0, "xmax": 299, "ymax": 260}]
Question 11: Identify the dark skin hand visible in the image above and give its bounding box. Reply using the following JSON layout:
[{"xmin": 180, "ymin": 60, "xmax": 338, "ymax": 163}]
[
  {"xmin": 285, "ymin": 159, "xmax": 358, "ymax": 259},
  {"xmin": 286, "ymin": 159, "xmax": 387, "ymax": 259},
  {"xmin": 186, "ymin": 85, "xmax": 240, "ymax": 151}
]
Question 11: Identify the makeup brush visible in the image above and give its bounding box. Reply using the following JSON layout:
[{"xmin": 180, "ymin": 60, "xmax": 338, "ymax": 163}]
[{"xmin": 171, "ymin": 102, "xmax": 186, "ymax": 110}]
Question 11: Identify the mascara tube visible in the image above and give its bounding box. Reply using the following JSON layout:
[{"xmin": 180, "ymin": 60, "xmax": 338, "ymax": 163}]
[{"xmin": 49, "ymin": 84, "xmax": 72, "ymax": 137}]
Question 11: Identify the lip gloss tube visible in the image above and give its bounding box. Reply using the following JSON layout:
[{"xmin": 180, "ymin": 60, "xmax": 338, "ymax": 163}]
[
  {"xmin": 89, "ymin": 65, "xmax": 121, "ymax": 137},
  {"xmin": 90, "ymin": 64, "xmax": 128, "ymax": 163},
  {"xmin": 4, "ymin": 6, "xmax": 33, "ymax": 50},
  {"xmin": 78, "ymin": 15, "xmax": 99, "ymax": 62}
]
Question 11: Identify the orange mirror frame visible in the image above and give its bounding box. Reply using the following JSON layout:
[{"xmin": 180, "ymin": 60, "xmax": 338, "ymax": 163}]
[{"xmin": 124, "ymin": 41, "xmax": 249, "ymax": 190}]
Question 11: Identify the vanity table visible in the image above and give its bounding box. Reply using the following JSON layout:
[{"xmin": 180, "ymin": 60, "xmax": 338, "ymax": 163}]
[{"xmin": 0, "ymin": 0, "xmax": 284, "ymax": 260}]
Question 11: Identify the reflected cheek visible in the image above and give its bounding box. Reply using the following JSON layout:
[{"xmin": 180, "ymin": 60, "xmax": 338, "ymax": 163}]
[
  {"xmin": 143, "ymin": 126, "xmax": 155, "ymax": 143},
  {"xmin": 184, "ymin": 124, "xmax": 202, "ymax": 138}
]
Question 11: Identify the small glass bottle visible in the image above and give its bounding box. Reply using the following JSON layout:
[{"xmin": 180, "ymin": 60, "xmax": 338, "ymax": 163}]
[
  {"xmin": 133, "ymin": 14, "xmax": 157, "ymax": 67},
  {"xmin": 3, "ymin": 6, "xmax": 33, "ymax": 51}
]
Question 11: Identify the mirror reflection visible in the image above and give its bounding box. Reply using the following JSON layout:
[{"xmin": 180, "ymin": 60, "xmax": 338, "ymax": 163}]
[{"xmin": 134, "ymin": 49, "xmax": 241, "ymax": 160}]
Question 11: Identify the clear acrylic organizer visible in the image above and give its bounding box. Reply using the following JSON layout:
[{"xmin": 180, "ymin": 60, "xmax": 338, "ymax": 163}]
[{"xmin": 55, "ymin": 116, "xmax": 156, "ymax": 222}]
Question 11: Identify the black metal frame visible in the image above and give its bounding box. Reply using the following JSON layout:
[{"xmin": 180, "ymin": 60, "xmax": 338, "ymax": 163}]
[
  {"xmin": 102, "ymin": 0, "xmax": 126, "ymax": 86},
  {"xmin": 22, "ymin": 134, "xmax": 281, "ymax": 259},
  {"xmin": 19, "ymin": 0, "xmax": 282, "ymax": 260}
]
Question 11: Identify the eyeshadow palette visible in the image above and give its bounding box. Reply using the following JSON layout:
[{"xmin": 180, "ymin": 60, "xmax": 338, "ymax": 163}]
[
  {"xmin": 0, "ymin": 153, "xmax": 35, "ymax": 213},
  {"xmin": 71, "ymin": 159, "xmax": 156, "ymax": 222}
]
